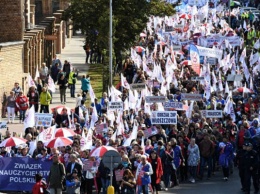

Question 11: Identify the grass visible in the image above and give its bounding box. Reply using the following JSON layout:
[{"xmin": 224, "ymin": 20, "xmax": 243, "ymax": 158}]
[{"xmin": 84, "ymin": 63, "xmax": 120, "ymax": 106}]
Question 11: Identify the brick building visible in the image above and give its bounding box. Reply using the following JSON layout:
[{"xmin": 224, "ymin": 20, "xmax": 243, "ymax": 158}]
[{"xmin": 0, "ymin": 0, "xmax": 69, "ymax": 117}]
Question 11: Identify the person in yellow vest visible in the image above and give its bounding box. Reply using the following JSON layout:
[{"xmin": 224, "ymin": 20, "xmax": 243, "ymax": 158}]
[
  {"xmin": 39, "ymin": 87, "xmax": 52, "ymax": 113},
  {"xmin": 247, "ymin": 27, "xmax": 256, "ymax": 47},
  {"xmin": 68, "ymin": 68, "xmax": 79, "ymax": 98}
]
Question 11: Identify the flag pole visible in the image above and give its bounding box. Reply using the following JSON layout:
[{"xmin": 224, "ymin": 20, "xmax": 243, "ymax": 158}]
[{"xmin": 109, "ymin": 0, "xmax": 113, "ymax": 87}]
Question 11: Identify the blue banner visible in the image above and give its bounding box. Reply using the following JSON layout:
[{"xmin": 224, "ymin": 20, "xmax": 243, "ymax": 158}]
[{"xmin": 0, "ymin": 157, "xmax": 52, "ymax": 192}]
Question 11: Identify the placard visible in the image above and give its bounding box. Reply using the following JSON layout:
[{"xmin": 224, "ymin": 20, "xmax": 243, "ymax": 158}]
[
  {"xmin": 108, "ymin": 102, "xmax": 123, "ymax": 110},
  {"xmin": 151, "ymin": 111, "xmax": 177, "ymax": 124},
  {"xmin": 145, "ymin": 96, "xmax": 166, "ymax": 103},
  {"xmin": 227, "ymin": 74, "xmax": 243, "ymax": 81},
  {"xmin": 201, "ymin": 110, "xmax": 223, "ymax": 118},
  {"xmin": 115, "ymin": 169, "xmax": 124, "ymax": 181},
  {"xmin": 172, "ymin": 45, "xmax": 182, "ymax": 51},
  {"xmin": 143, "ymin": 126, "xmax": 158, "ymax": 138},
  {"xmin": 0, "ymin": 121, "xmax": 7, "ymax": 129},
  {"xmin": 197, "ymin": 46, "xmax": 223, "ymax": 59},
  {"xmin": 95, "ymin": 123, "xmax": 108, "ymax": 134},
  {"xmin": 35, "ymin": 113, "xmax": 53, "ymax": 127},
  {"xmin": 207, "ymin": 57, "xmax": 218, "ymax": 65},
  {"xmin": 83, "ymin": 160, "xmax": 100, "ymax": 171},
  {"xmin": 175, "ymin": 24, "xmax": 184, "ymax": 28},
  {"xmin": 165, "ymin": 26, "xmax": 174, "ymax": 32},
  {"xmin": 181, "ymin": 93, "xmax": 202, "ymax": 101},
  {"xmin": 163, "ymin": 102, "xmax": 183, "ymax": 110},
  {"xmin": 130, "ymin": 83, "xmax": 146, "ymax": 90},
  {"xmin": 191, "ymin": 77, "xmax": 204, "ymax": 81},
  {"xmin": 147, "ymin": 80, "xmax": 160, "ymax": 87}
]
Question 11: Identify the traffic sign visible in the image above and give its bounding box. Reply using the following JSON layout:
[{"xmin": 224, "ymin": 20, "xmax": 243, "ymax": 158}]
[{"xmin": 102, "ymin": 150, "xmax": 121, "ymax": 170}]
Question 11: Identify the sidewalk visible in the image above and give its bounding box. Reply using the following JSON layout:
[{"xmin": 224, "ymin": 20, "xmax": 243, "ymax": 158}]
[{"xmin": 0, "ymin": 36, "xmax": 88, "ymax": 136}]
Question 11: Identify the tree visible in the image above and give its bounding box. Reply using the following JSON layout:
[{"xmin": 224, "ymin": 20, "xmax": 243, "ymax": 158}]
[{"xmin": 63, "ymin": 0, "xmax": 176, "ymax": 54}]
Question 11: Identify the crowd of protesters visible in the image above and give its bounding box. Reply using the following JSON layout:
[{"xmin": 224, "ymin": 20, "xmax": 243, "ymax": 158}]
[{"xmin": 1, "ymin": 1, "xmax": 260, "ymax": 194}]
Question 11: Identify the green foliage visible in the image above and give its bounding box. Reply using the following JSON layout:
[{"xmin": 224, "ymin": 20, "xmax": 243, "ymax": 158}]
[{"xmin": 63, "ymin": 0, "xmax": 176, "ymax": 52}]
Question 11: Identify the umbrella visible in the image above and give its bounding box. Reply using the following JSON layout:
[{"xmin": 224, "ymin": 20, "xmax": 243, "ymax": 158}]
[
  {"xmin": 135, "ymin": 46, "xmax": 145, "ymax": 53},
  {"xmin": 140, "ymin": 33, "xmax": 147, "ymax": 37},
  {"xmin": 233, "ymin": 87, "xmax": 253, "ymax": 93},
  {"xmin": 179, "ymin": 13, "xmax": 192, "ymax": 19},
  {"xmin": 90, "ymin": 146, "xmax": 118, "ymax": 157},
  {"xmin": 51, "ymin": 105, "xmax": 71, "ymax": 114},
  {"xmin": 46, "ymin": 137, "xmax": 73, "ymax": 148},
  {"xmin": 180, "ymin": 60, "xmax": 192, "ymax": 66},
  {"xmin": 55, "ymin": 128, "xmax": 76, "ymax": 138},
  {"xmin": 0, "ymin": 137, "xmax": 27, "ymax": 147}
]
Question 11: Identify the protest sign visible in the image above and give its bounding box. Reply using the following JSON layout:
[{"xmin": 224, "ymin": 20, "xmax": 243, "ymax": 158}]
[
  {"xmin": 172, "ymin": 45, "xmax": 182, "ymax": 51},
  {"xmin": 227, "ymin": 74, "xmax": 243, "ymax": 81},
  {"xmin": 96, "ymin": 123, "xmax": 108, "ymax": 134},
  {"xmin": 197, "ymin": 46, "xmax": 223, "ymax": 59},
  {"xmin": 147, "ymin": 80, "xmax": 160, "ymax": 87},
  {"xmin": 0, "ymin": 157, "xmax": 52, "ymax": 192},
  {"xmin": 83, "ymin": 160, "xmax": 100, "ymax": 171},
  {"xmin": 163, "ymin": 102, "xmax": 183, "ymax": 110},
  {"xmin": 181, "ymin": 93, "xmax": 203, "ymax": 101},
  {"xmin": 201, "ymin": 110, "xmax": 223, "ymax": 118},
  {"xmin": 143, "ymin": 126, "xmax": 158, "ymax": 138},
  {"xmin": 189, "ymin": 44, "xmax": 201, "ymax": 75},
  {"xmin": 35, "ymin": 113, "xmax": 53, "ymax": 127},
  {"xmin": 130, "ymin": 83, "xmax": 146, "ymax": 90},
  {"xmin": 0, "ymin": 121, "xmax": 7, "ymax": 129},
  {"xmin": 108, "ymin": 102, "xmax": 123, "ymax": 111},
  {"xmin": 115, "ymin": 169, "xmax": 124, "ymax": 181},
  {"xmin": 207, "ymin": 57, "xmax": 218, "ymax": 65},
  {"xmin": 37, "ymin": 126, "xmax": 55, "ymax": 143},
  {"xmin": 191, "ymin": 77, "xmax": 204, "ymax": 81},
  {"xmin": 145, "ymin": 96, "xmax": 166, "ymax": 103},
  {"xmin": 151, "ymin": 111, "xmax": 177, "ymax": 124},
  {"xmin": 165, "ymin": 25, "xmax": 174, "ymax": 32}
]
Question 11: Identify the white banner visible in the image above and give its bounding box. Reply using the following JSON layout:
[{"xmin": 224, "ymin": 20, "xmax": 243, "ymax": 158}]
[
  {"xmin": 35, "ymin": 113, "xmax": 53, "ymax": 127},
  {"xmin": 181, "ymin": 93, "xmax": 203, "ymax": 101},
  {"xmin": 151, "ymin": 111, "xmax": 177, "ymax": 124},
  {"xmin": 163, "ymin": 102, "xmax": 183, "ymax": 110},
  {"xmin": 197, "ymin": 46, "xmax": 223, "ymax": 59},
  {"xmin": 108, "ymin": 102, "xmax": 123, "ymax": 110},
  {"xmin": 201, "ymin": 110, "xmax": 223, "ymax": 118},
  {"xmin": 145, "ymin": 96, "xmax": 166, "ymax": 103},
  {"xmin": 38, "ymin": 126, "xmax": 55, "ymax": 143}
]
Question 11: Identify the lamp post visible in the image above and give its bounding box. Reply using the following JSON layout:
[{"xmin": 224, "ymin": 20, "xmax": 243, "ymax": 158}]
[
  {"xmin": 228, "ymin": 0, "xmax": 231, "ymax": 26},
  {"xmin": 109, "ymin": 0, "xmax": 113, "ymax": 87}
]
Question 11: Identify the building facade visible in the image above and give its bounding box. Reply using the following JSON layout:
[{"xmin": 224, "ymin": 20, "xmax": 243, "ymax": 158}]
[{"xmin": 0, "ymin": 0, "xmax": 69, "ymax": 117}]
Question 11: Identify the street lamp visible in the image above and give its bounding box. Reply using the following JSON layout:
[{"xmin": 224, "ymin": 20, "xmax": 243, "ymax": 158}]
[{"xmin": 109, "ymin": 0, "xmax": 113, "ymax": 87}]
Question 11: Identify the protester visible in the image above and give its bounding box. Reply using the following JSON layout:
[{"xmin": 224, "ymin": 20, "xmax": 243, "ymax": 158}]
[
  {"xmin": 32, "ymin": 173, "xmax": 48, "ymax": 194},
  {"xmin": 66, "ymin": 169, "xmax": 81, "ymax": 194},
  {"xmin": 39, "ymin": 87, "xmax": 52, "ymax": 113},
  {"xmin": 5, "ymin": 91, "xmax": 16, "ymax": 124},
  {"xmin": 27, "ymin": 86, "xmax": 39, "ymax": 112},
  {"xmin": 15, "ymin": 90, "xmax": 29, "ymax": 123},
  {"xmin": 58, "ymin": 73, "xmax": 68, "ymax": 104},
  {"xmin": 81, "ymin": 75, "xmax": 90, "ymax": 99},
  {"xmin": 68, "ymin": 68, "xmax": 79, "ymax": 98},
  {"xmin": 187, "ymin": 138, "xmax": 200, "ymax": 183},
  {"xmin": 39, "ymin": 62, "xmax": 48, "ymax": 85},
  {"xmin": 48, "ymin": 153, "xmax": 66, "ymax": 194}
]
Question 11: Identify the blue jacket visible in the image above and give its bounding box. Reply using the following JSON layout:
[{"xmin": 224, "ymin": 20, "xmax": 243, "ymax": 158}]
[
  {"xmin": 81, "ymin": 78, "xmax": 90, "ymax": 91},
  {"xmin": 173, "ymin": 145, "xmax": 182, "ymax": 169}
]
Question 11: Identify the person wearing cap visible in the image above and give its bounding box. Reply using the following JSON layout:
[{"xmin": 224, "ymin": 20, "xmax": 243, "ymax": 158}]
[
  {"xmin": 36, "ymin": 147, "xmax": 51, "ymax": 161},
  {"xmin": 66, "ymin": 169, "xmax": 81, "ymax": 194},
  {"xmin": 240, "ymin": 143, "xmax": 259, "ymax": 194}
]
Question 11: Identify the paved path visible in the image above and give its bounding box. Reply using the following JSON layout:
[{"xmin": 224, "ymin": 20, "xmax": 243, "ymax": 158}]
[{"xmin": 0, "ymin": 36, "xmax": 88, "ymax": 136}]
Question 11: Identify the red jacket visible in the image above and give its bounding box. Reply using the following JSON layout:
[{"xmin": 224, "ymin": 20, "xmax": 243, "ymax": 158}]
[
  {"xmin": 32, "ymin": 180, "xmax": 47, "ymax": 194},
  {"xmin": 148, "ymin": 157, "xmax": 163, "ymax": 184},
  {"xmin": 16, "ymin": 95, "xmax": 29, "ymax": 110}
]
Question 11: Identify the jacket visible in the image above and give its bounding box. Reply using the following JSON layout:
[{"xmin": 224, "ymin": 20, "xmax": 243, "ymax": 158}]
[
  {"xmin": 68, "ymin": 71, "xmax": 78, "ymax": 84},
  {"xmin": 27, "ymin": 91, "xmax": 39, "ymax": 104},
  {"xmin": 40, "ymin": 91, "xmax": 51, "ymax": 105},
  {"xmin": 48, "ymin": 162, "xmax": 65, "ymax": 189},
  {"xmin": 147, "ymin": 157, "xmax": 163, "ymax": 184},
  {"xmin": 135, "ymin": 162, "xmax": 153, "ymax": 185},
  {"xmin": 16, "ymin": 95, "xmax": 29, "ymax": 111},
  {"xmin": 66, "ymin": 178, "xmax": 81, "ymax": 194},
  {"xmin": 81, "ymin": 78, "xmax": 90, "ymax": 91},
  {"xmin": 58, "ymin": 77, "xmax": 68, "ymax": 89},
  {"xmin": 32, "ymin": 180, "xmax": 47, "ymax": 194},
  {"xmin": 199, "ymin": 139, "xmax": 215, "ymax": 158},
  {"xmin": 66, "ymin": 162, "xmax": 82, "ymax": 178}
]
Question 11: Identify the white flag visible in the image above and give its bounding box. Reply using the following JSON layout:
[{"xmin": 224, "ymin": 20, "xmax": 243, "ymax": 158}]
[
  {"xmin": 85, "ymin": 128, "xmax": 93, "ymax": 149},
  {"xmin": 37, "ymin": 125, "xmax": 56, "ymax": 143},
  {"xmin": 34, "ymin": 66, "xmax": 40, "ymax": 81},
  {"xmin": 121, "ymin": 74, "xmax": 130, "ymax": 89},
  {"xmin": 90, "ymin": 104, "xmax": 98, "ymax": 128},
  {"xmin": 24, "ymin": 105, "xmax": 35, "ymax": 130},
  {"xmin": 48, "ymin": 75, "xmax": 56, "ymax": 93},
  {"xmin": 89, "ymin": 84, "xmax": 96, "ymax": 103},
  {"xmin": 28, "ymin": 75, "xmax": 36, "ymax": 88},
  {"xmin": 123, "ymin": 123, "xmax": 138, "ymax": 147},
  {"xmin": 186, "ymin": 101, "xmax": 194, "ymax": 119},
  {"xmin": 225, "ymin": 81, "xmax": 230, "ymax": 94}
]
